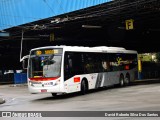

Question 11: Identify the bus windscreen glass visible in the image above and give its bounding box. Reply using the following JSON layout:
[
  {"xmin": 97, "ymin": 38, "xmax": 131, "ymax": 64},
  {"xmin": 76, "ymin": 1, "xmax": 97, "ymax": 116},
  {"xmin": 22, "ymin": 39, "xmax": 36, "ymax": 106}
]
[{"xmin": 29, "ymin": 49, "xmax": 62, "ymax": 78}]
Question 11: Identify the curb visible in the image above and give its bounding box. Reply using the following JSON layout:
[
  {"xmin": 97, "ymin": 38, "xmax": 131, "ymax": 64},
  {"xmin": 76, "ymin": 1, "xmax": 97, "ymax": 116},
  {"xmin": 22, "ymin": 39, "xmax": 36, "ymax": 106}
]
[
  {"xmin": 10, "ymin": 84, "xmax": 28, "ymax": 87},
  {"xmin": 0, "ymin": 98, "xmax": 5, "ymax": 104}
]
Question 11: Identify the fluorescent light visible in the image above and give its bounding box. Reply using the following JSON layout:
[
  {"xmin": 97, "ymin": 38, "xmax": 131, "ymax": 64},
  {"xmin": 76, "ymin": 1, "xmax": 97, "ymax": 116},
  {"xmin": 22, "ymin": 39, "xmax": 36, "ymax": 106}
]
[
  {"xmin": 0, "ymin": 32, "xmax": 10, "ymax": 37},
  {"xmin": 82, "ymin": 25, "xmax": 102, "ymax": 28}
]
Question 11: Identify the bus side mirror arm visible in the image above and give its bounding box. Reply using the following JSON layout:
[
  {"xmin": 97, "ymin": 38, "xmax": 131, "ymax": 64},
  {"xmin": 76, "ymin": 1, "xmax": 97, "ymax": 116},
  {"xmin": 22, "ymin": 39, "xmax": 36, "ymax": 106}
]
[
  {"xmin": 20, "ymin": 55, "xmax": 29, "ymax": 62},
  {"xmin": 20, "ymin": 55, "xmax": 29, "ymax": 69}
]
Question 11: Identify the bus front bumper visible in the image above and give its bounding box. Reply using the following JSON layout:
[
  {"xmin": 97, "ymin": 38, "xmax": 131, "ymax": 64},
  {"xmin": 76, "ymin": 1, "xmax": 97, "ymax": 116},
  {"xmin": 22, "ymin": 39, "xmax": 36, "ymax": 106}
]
[{"xmin": 28, "ymin": 85, "xmax": 64, "ymax": 94}]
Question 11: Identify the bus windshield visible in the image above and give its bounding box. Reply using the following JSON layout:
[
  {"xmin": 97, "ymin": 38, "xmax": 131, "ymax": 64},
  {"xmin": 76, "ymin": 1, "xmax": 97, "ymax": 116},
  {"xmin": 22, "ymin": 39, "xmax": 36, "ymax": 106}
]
[{"xmin": 28, "ymin": 49, "xmax": 62, "ymax": 78}]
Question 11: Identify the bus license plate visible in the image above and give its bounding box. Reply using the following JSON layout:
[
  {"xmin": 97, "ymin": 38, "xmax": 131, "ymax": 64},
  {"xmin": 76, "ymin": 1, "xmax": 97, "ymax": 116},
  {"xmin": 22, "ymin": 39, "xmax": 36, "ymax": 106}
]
[{"xmin": 41, "ymin": 89, "xmax": 47, "ymax": 93}]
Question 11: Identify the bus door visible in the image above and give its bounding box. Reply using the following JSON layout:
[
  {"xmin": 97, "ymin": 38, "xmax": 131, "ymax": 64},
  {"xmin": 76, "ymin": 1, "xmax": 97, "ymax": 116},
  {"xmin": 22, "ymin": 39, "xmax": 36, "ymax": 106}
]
[
  {"xmin": 101, "ymin": 58, "xmax": 112, "ymax": 87},
  {"xmin": 95, "ymin": 53, "xmax": 111, "ymax": 88}
]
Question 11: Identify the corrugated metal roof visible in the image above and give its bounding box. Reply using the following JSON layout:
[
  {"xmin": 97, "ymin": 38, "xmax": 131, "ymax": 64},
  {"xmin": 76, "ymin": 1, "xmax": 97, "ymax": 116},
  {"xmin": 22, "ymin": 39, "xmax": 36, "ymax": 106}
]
[{"xmin": 0, "ymin": 0, "xmax": 112, "ymax": 30}]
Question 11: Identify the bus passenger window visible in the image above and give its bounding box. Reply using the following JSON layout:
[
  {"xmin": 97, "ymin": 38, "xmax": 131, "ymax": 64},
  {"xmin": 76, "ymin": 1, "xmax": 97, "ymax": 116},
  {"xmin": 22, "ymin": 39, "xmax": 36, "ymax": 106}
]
[
  {"xmin": 102, "ymin": 61, "xmax": 110, "ymax": 72},
  {"xmin": 64, "ymin": 54, "xmax": 72, "ymax": 80}
]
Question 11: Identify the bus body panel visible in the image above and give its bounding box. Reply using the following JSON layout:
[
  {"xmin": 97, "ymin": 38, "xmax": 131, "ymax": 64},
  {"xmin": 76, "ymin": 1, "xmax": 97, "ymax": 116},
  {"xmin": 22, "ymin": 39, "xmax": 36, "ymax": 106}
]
[
  {"xmin": 63, "ymin": 74, "xmax": 98, "ymax": 93},
  {"xmin": 63, "ymin": 67, "xmax": 137, "ymax": 94}
]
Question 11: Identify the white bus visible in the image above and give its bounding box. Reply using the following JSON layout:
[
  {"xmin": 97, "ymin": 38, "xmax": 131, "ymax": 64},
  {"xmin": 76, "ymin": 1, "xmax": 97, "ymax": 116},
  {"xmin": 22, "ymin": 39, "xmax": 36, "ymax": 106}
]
[{"xmin": 26, "ymin": 46, "xmax": 138, "ymax": 96}]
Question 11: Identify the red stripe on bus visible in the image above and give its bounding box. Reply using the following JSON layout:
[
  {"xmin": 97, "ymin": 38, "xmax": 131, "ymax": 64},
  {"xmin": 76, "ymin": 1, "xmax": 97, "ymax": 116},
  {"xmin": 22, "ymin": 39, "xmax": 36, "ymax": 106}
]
[
  {"xmin": 29, "ymin": 77, "xmax": 59, "ymax": 81},
  {"xmin": 74, "ymin": 77, "xmax": 80, "ymax": 83}
]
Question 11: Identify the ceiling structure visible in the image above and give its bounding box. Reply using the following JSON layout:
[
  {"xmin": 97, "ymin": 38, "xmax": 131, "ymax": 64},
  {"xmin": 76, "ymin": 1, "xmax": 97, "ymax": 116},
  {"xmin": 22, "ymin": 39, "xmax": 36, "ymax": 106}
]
[{"xmin": 0, "ymin": 0, "xmax": 160, "ymax": 69}]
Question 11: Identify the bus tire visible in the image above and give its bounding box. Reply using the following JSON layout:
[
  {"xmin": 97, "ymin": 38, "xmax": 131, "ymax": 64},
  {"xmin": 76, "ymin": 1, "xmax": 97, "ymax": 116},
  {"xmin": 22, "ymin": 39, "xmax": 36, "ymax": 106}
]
[
  {"xmin": 51, "ymin": 93, "xmax": 57, "ymax": 97},
  {"xmin": 119, "ymin": 74, "xmax": 124, "ymax": 87},
  {"xmin": 125, "ymin": 74, "xmax": 130, "ymax": 86},
  {"xmin": 81, "ymin": 80, "xmax": 88, "ymax": 95}
]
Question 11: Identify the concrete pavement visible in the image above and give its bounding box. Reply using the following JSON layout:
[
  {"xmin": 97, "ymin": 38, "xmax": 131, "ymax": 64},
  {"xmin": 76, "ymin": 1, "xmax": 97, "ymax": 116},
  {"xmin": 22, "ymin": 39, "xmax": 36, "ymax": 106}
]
[{"xmin": 0, "ymin": 79, "xmax": 159, "ymax": 105}]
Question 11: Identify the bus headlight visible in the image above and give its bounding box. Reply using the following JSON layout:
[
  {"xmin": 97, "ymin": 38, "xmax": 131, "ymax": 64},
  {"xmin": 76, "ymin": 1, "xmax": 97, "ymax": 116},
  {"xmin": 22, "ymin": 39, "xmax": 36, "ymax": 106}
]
[
  {"xmin": 29, "ymin": 81, "xmax": 41, "ymax": 87},
  {"xmin": 54, "ymin": 79, "xmax": 60, "ymax": 86},
  {"xmin": 29, "ymin": 81, "xmax": 34, "ymax": 87}
]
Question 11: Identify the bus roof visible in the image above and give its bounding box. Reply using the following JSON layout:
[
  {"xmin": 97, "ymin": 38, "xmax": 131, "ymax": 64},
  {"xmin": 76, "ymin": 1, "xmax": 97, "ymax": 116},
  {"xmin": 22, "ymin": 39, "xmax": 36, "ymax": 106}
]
[{"xmin": 31, "ymin": 45, "xmax": 137, "ymax": 54}]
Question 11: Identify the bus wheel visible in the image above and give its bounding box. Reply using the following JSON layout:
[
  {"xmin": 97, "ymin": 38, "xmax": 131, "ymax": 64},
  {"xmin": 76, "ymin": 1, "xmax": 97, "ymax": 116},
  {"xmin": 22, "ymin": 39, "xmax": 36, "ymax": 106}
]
[
  {"xmin": 81, "ymin": 80, "xmax": 88, "ymax": 95},
  {"xmin": 119, "ymin": 75, "xmax": 124, "ymax": 87},
  {"xmin": 51, "ymin": 93, "xmax": 57, "ymax": 97},
  {"xmin": 125, "ymin": 74, "xmax": 130, "ymax": 86}
]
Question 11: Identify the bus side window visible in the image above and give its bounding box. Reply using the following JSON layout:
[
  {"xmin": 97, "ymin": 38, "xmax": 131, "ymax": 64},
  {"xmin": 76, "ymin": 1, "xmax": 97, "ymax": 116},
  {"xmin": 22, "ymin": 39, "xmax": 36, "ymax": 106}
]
[
  {"xmin": 83, "ymin": 53, "xmax": 93, "ymax": 73},
  {"xmin": 102, "ymin": 61, "xmax": 110, "ymax": 72},
  {"xmin": 68, "ymin": 56, "xmax": 72, "ymax": 68},
  {"xmin": 64, "ymin": 52, "xmax": 83, "ymax": 80},
  {"xmin": 64, "ymin": 53, "xmax": 73, "ymax": 80}
]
